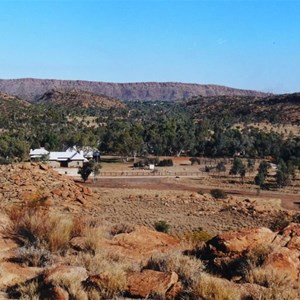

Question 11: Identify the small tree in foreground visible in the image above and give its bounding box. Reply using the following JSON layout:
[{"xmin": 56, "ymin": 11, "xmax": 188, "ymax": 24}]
[{"xmin": 78, "ymin": 160, "xmax": 101, "ymax": 182}]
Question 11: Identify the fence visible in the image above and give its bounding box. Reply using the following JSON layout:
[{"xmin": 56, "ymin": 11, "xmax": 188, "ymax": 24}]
[{"xmin": 97, "ymin": 171, "xmax": 203, "ymax": 177}]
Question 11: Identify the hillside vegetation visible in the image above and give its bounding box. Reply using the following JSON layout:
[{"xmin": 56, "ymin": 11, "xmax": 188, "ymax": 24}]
[
  {"xmin": 184, "ymin": 92, "xmax": 300, "ymax": 124},
  {"xmin": 36, "ymin": 88, "xmax": 125, "ymax": 109},
  {"xmin": 0, "ymin": 90, "xmax": 299, "ymax": 164}
]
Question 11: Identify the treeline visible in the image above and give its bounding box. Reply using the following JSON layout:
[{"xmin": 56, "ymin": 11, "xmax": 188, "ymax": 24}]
[{"xmin": 0, "ymin": 101, "xmax": 299, "ymax": 169}]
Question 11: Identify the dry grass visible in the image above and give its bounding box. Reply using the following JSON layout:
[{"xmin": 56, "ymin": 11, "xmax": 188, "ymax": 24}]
[
  {"xmin": 49, "ymin": 272, "xmax": 88, "ymax": 299},
  {"xmin": 16, "ymin": 279, "xmax": 40, "ymax": 300},
  {"xmin": 77, "ymin": 252, "xmax": 129, "ymax": 298},
  {"xmin": 193, "ymin": 273, "xmax": 242, "ymax": 300},
  {"xmin": 73, "ymin": 251, "xmax": 141, "ymax": 275},
  {"xmin": 85, "ymin": 269, "xmax": 127, "ymax": 299},
  {"xmin": 183, "ymin": 228, "xmax": 214, "ymax": 245},
  {"xmin": 6, "ymin": 205, "xmax": 74, "ymax": 253},
  {"xmin": 69, "ymin": 250, "xmax": 140, "ymax": 299},
  {"xmin": 145, "ymin": 250, "xmax": 204, "ymax": 288},
  {"xmin": 15, "ymin": 245, "xmax": 53, "ymax": 267},
  {"xmin": 81, "ymin": 226, "xmax": 107, "ymax": 254},
  {"xmin": 247, "ymin": 267, "xmax": 298, "ymax": 300}
]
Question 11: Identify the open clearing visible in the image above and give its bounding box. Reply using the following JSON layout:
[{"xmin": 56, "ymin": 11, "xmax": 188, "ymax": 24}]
[{"xmin": 66, "ymin": 156, "xmax": 300, "ymax": 236}]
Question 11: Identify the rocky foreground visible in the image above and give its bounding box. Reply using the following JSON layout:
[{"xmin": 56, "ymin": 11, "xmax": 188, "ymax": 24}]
[{"xmin": 0, "ymin": 163, "xmax": 299, "ymax": 299}]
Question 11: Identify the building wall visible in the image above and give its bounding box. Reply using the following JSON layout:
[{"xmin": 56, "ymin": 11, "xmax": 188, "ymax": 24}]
[
  {"xmin": 48, "ymin": 160, "xmax": 84, "ymax": 168},
  {"xmin": 69, "ymin": 160, "xmax": 84, "ymax": 168}
]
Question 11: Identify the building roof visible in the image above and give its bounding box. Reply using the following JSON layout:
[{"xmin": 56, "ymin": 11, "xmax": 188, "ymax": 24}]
[
  {"xmin": 30, "ymin": 147, "xmax": 88, "ymax": 162},
  {"xmin": 29, "ymin": 147, "xmax": 49, "ymax": 158},
  {"xmin": 49, "ymin": 150, "xmax": 86, "ymax": 162}
]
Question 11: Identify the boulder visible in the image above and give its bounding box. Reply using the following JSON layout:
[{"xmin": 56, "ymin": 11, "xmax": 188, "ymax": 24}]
[
  {"xmin": 273, "ymin": 223, "xmax": 300, "ymax": 249},
  {"xmin": 264, "ymin": 247, "xmax": 300, "ymax": 280},
  {"xmin": 206, "ymin": 227, "xmax": 276, "ymax": 256},
  {"xmin": 126, "ymin": 270, "xmax": 180, "ymax": 298},
  {"xmin": 102, "ymin": 226, "xmax": 180, "ymax": 264},
  {"xmin": 43, "ymin": 265, "xmax": 88, "ymax": 286}
]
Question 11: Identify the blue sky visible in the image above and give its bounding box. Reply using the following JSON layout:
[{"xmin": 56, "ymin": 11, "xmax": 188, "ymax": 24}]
[{"xmin": 0, "ymin": 0, "xmax": 299, "ymax": 93}]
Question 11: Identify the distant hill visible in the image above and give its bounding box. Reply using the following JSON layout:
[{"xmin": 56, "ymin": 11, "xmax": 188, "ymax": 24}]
[
  {"xmin": 184, "ymin": 93, "xmax": 300, "ymax": 123},
  {"xmin": 0, "ymin": 92, "xmax": 30, "ymax": 112},
  {"xmin": 36, "ymin": 89, "xmax": 126, "ymax": 109},
  {"xmin": 0, "ymin": 78, "xmax": 269, "ymax": 102}
]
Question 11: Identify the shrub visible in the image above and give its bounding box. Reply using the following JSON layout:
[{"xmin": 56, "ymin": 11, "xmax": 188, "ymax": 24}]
[
  {"xmin": 6, "ymin": 205, "xmax": 74, "ymax": 253},
  {"xmin": 12, "ymin": 279, "xmax": 40, "ymax": 300},
  {"xmin": 15, "ymin": 244, "xmax": 53, "ymax": 267},
  {"xmin": 210, "ymin": 189, "xmax": 227, "ymax": 199},
  {"xmin": 193, "ymin": 273, "xmax": 241, "ymax": 300},
  {"xmin": 133, "ymin": 160, "xmax": 145, "ymax": 168},
  {"xmin": 81, "ymin": 226, "xmax": 107, "ymax": 254},
  {"xmin": 145, "ymin": 251, "xmax": 204, "ymax": 289},
  {"xmin": 73, "ymin": 252, "xmax": 133, "ymax": 299},
  {"xmin": 49, "ymin": 272, "xmax": 88, "ymax": 299},
  {"xmin": 158, "ymin": 159, "xmax": 173, "ymax": 167},
  {"xmin": 247, "ymin": 267, "xmax": 297, "ymax": 300},
  {"xmin": 269, "ymin": 211, "xmax": 291, "ymax": 231},
  {"xmin": 154, "ymin": 220, "xmax": 170, "ymax": 233},
  {"xmin": 186, "ymin": 229, "xmax": 214, "ymax": 244}
]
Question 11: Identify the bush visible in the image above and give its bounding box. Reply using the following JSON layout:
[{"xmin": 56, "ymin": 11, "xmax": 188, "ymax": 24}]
[
  {"xmin": 269, "ymin": 211, "xmax": 291, "ymax": 231},
  {"xmin": 247, "ymin": 267, "xmax": 297, "ymax": 300},
  {"xmin": 186, "ymin": 229, "xmax": 214, "ymax": 244},
  {"xmin": 10, "ymin": 278, "xmax": 40, "ymax": 300},
  {"xmin": 133, "ymin": 160, "xmax": 145, "ymax": 168},
  {"xmin": 6, "ymin": 205, "xmax": 74, "ymax": 253},
  {"xmin": 193, "ymin": 273, "xmax": 241, "ymax": 300},
  {"xmin": 158, "ymin": 159, "xmax": 173, "ymax": 167},
  {"xmin": 145, "ymin": 251, "xmax": 204, "ymax": 289},
  {"xmin": 15, "ymin": 244, "xmax": 53, "ymax": 267},
  {"xmin": 210, "ymin": 189, "xmax": 227, "ymax": 199},
  {"xmin": 154, "ymin": 220, "xmax": 170, "ymax": 233}
]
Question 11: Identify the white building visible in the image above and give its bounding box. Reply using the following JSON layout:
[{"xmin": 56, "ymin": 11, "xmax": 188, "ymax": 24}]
[{"xmin": 29, "ymin": 147, "xmax": 87, "ymax": 168}]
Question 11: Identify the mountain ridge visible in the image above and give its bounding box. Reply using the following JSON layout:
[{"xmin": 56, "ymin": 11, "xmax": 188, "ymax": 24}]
[{"xmin": 0, "ymin": 78, "xmax": 269, "ymax": 102}]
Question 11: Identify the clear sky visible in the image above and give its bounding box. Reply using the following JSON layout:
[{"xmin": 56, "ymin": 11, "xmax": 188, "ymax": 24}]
[{"xmin": 0, "ymin": 0, "xmax": 299, "ymax": 93}]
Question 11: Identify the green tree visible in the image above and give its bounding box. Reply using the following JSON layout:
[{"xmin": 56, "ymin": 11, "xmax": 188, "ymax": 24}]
[
  {"xmin": 254, "ymin": 160, "xmax": 270, "ymax": 191},
  {"xmin": 230, "ymin": 157, "xmax": 246, "ymax": 183},
  {"xmin": 247, "ymin": 158, "xmax": 256, "ymax": 173},
  {"xmin": 276, "ymin": 159, "xmax": 295, "ymax": 188},
  {"xmin": 216, "ymin": 161, "xmax": 226, "ymax": 174},
  {"xmin": 78, "ymin": 161, "xmax": 94, "ymax": 182},
  {"xmin": 254, "ymin": 172, "xmax": 265, "ymax": 188}
]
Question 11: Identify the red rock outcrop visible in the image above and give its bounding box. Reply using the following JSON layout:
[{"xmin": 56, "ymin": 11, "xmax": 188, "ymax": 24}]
[
  {"xmin": 204, "ymin": 223, "xmax": 300, "ymax": 282},
  {"xmin": 206, "ymin": 227, "xmax": 276, "ymax": 255},
  {"xmin": 101, "ymin": 226, "xmax": 180, "ymax": 264},
  {"xmin": 126, "ymin": 270, "xmax": 180, "ymax": 298},
  {"xmin": 0, "ymin": 163, "xmax": 93, "ymax": 211}
]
